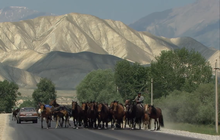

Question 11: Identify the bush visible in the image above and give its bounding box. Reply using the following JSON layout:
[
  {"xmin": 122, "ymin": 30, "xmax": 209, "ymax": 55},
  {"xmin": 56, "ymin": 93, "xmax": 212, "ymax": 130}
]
[{"xmin": 154, "ymin": 83, "xmax": 219, "ymax": 125}]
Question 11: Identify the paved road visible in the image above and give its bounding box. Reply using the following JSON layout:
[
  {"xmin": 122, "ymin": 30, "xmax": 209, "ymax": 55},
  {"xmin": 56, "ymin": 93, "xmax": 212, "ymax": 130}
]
[{"xmin": 4, "ymin": 117, "xmax": 202, "ymax": 140}]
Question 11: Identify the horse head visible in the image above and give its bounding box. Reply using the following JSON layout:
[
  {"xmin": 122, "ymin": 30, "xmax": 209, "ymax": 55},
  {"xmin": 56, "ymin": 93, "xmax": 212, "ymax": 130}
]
[
  {"xmin": 88, "ymin": 101, "xmax": 96, "ymax": 112},
  {"xmin": 113, "ymin": 101, "xmax": 119, "ymax": 112},
  {"xmin": 39, "ymin": 103, "xmax": 46, "ymax": 113},
  {"xmin": 97, "ymin": 103, "xmax": 103, "ymax": 113},
  {"xmin": 144, "ymin": 104, "xmax": 149, "ymax": 112},
  {"xmin": 72, "ymin": 101, "xmax": 78, "ymax": 111},
  {"xmin": 81, "ymin": 102, "xmax": 88, "ymax": 111}
]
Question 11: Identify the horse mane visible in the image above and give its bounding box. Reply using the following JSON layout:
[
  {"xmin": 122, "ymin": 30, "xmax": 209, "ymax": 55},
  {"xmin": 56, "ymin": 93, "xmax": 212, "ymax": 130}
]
[{"xmin": 151, "ymin": 105, "xmax": 157, "ymax": 115}]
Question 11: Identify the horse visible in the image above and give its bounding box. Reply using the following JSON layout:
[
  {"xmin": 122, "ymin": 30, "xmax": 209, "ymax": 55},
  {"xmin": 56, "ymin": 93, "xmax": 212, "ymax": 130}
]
[
  {"xmin": 146, "ymin": 105, "xmax": 164, "ymax": 130},
  {"xmin": 110, "ymin": 101, "xmax": 124, "ymax": 129},
  {"xmin": 72, "ymin": 101, "xmax": 83, "ymax": 129},
  {"xmin": 124, "ymin": 100, "xmax": 133, "ymax": 128},
  {"xmin": 81, "ymin": 102, "xmax": 89, "ymax": 128},
  {"xmin": 12, "ymin": 108, "xmax": 20, "ymax": 121},
  {"xmin": 49, "ymin": 99, "xmax": 71, "ymax": 128},
  {"xmin": 97, "ymin": 103, "xmax": 111, "ymax": 129},
  {"xmin": 39, "ymin": 103, "xmax": 52, "ymax": 129},
  {"xmin": 87, "ymin": 101, "xmax": 98, "ymax": 128},
  {"xmin": 142, "ymin": 104, "xmax": 150, "ymax": 130},
  {"xmin": 129, "ymin": 101, "xmax": 144, "ymax": 130}
]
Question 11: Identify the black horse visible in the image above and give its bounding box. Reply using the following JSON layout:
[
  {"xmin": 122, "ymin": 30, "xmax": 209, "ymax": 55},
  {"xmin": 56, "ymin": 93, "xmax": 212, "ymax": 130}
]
[
  {"xmin": 97, "ymin": 103, "xmax": 111, "ymax": 129},
  {"xmin": 72, "ymin": 101, "xmax": 83, "ymax": 129},
  {"xmin": 87, "ymin": 101, "xmax": 98, "ymax": 128},
  {"xmin": 129, "ymin": 101, "xmax": 144, "ymax": 130}
]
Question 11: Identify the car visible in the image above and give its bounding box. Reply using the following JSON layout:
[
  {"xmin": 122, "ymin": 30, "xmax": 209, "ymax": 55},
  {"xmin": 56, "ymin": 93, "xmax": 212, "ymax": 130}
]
[{"xmin": 17, "ymin": 107, "xmax": 38, "ymax": 124}]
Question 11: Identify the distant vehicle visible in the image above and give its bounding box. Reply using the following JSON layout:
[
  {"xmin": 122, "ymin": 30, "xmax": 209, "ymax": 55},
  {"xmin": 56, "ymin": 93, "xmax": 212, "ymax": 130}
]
[{"xmin": 17, "ymin": 107, "xmax": 38, "ymax": 124}]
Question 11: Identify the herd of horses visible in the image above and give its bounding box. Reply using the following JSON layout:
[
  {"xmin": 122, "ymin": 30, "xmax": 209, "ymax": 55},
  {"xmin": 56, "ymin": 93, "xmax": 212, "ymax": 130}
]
[{"xmin": 12, "ymin": 99, "xmax": 164, "ymax": 130}]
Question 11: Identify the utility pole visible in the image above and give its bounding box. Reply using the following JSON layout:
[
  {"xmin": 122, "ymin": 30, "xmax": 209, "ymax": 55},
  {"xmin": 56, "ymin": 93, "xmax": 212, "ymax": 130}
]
[
  {"xmin": 151, "ymin": 78, "xmax": 153, "ymax": 105},
  {"xmin": 215, "ymin": 59, "xmax": 219, "ymax": 134}
]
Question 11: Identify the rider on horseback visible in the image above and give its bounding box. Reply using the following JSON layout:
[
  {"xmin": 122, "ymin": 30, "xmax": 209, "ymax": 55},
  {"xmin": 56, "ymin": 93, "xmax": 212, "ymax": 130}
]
[{"xmin": 133, "ymin": 92, "xmax": 144, "ymax": 108}]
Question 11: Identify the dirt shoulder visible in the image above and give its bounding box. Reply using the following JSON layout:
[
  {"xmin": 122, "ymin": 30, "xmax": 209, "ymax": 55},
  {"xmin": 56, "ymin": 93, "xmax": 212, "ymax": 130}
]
[{"xmin": 0, "ymin": 114, "xmax": 8, "ymax": 140}]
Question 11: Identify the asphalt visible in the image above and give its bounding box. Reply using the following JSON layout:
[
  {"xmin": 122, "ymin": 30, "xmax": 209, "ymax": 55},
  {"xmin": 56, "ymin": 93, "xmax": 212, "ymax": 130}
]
[{"xmin": 3, "ymin": 115, "xmax": 202, "ymax": 140}]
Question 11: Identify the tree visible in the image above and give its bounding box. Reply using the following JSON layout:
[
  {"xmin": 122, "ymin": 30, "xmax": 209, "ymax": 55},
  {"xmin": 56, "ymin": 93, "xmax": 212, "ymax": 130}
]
[
  {"xmin": 114, "ymin": 60, "xmax": 150, "ymax": 101},
  {"xmin": 32, "ymin": 78, "xmax": 57, "ymax": 106},
  {"xmin": 0, "ymin": 80, "xmax": 21, "ymax": 113},
  {"xmin": 150, "ymin": 48, "xmax": 213, "ymax": 98},
  {"xmin": 19, "ymin": 100, "xmax": 35, "ymax": 108},
  {"xmin": 76, "ymin": 69, "xmax": 123, "ymax": 104}
]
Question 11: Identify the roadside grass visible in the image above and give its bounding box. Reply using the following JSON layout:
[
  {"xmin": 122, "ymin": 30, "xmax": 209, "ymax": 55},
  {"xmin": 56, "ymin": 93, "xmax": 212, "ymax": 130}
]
[{"xmin": 164, "ymin": 121, "xmax": 220, "ymax": 135}]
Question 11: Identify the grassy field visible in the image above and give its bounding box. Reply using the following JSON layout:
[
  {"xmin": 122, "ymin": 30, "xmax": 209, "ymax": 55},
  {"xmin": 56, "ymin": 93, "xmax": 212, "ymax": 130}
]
[{"xmin": 164, "ymin": 121, "xmax": 220, "ymax": 135}]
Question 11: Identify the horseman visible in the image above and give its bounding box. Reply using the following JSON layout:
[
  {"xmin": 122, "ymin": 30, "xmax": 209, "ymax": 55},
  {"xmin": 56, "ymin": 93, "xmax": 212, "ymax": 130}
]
[{"xmin": 133, "ymin": 92, "xmax": 144, "ymax": 108}]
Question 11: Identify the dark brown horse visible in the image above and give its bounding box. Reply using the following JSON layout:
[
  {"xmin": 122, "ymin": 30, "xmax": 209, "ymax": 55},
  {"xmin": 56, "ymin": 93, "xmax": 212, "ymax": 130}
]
[
  {"xmin": 87, "ymin": 101, "xmax": 98, "ymax": 128},
  {"xmin": 124, "ymin": 100, "xmax": 133, "ymax": 128},
  {"xmin": 110, "ymin": 101, "xmax": 124, "ymax": 129},
  {"xmin": 97, "ymin": 103, "xmax": 111, "ymax": 129},
  {"xmin": 72, "ymin": 101, "xmax": 83, "ymax": 129},
  {"xmin": 146, "ymin": 105, "xmax": 164, "ymax": 130},
  {"xmin": 12, "ymin": 108, "xmax": 20, "ymax": 121},
  {"xmin": 129, "ymin": 101, "xmax": 144, "ymax": 130},
  {"xmin": 39, "ymin": 103, "xmax": 52, "ymax": 129},
  {"xmin": 81, "ymin": 102, "xmax": 88, "ymax": 128},
  {"xmin": 49, "ymin": 99, "xmax": 71, "ymax": 128}
]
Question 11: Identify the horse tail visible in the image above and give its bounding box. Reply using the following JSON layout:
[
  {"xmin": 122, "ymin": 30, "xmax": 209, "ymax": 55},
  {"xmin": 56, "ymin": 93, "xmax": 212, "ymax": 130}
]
[{"xmin": 159, "ymin": 115, "xmax": 164, "ymax": 127}]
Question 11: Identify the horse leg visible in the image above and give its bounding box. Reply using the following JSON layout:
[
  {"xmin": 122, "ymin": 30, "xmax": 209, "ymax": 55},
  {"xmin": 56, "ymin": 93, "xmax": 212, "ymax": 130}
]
[
  {"xmin": 55, "ymin": 116, "xmax": 59, "ymax": 128},
  {"xmin": 41, "ymin": 116, "xmax": 43, "ymax": 129},
  {"xmin": 46, "ymin": 118, "xmax": 49, "ymax": 129},
  {"xmin": 132, "ymin": 118, "xmax": 135, "ymax": 130},
  {"xmin": 157, "ymin": 118, "xmax": 160, "ymax": 130}
]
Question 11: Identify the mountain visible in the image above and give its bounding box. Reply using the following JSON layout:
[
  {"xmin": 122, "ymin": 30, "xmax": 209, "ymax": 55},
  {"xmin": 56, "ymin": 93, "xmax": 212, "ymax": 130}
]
[
  {"xmin": 129, "ymin": 0, "xmax": 220, "ymax": 50},
  {"xmin": 0, "ymin": 12, "xmax": 218, "ymax": 89},
  {"xmin": 0, "ymin": 62, "xmax": 40, "ymax": 88},
  {"xmin": 27, "ymin": 51, "xmax": 122, "ymax": 89},
  {"xmin": 0, "ymin": 6, "xmax": 55, "ymax": 22}
]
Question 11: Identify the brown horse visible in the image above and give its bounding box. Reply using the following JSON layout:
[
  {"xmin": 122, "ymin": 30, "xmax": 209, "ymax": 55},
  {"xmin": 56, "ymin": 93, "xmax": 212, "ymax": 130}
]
[
  {"xmin": 142, "ymin": 104, "xmax": 151, "ymax": 130},
  {"xmin": 110, "ymin": 101, "xmax": 124, "ymax": 129},
  {"xmin": 87, "ymin": 101, "xmax": 98, "ymax": 128},
  {"xmin": 146, "ymin": 105, "xmax": 164, "ymax": 130},
  {"xmin": 72, "ymin": 101, "xmax": 83, "ymax": 129},
  {"xmin": 12, "ymin": 108, "xmax": 20, "ymax": 121},
  {"xmin": 124, "ymin": 99, "xmax": 133, "ymax": 128},
  {"xmin": 81, "ymin": 102, "xmax": 88, "ymax": 128},
  {"xmin": 97, "ymin": 103, "xmax": 110, "ymax": 129},
  {"xmin": 39, "ymin": 103, "xmax": 52, "ymax": 129},
  {"xmin": 49, "ymin": 99, "xmax": 71, "ymax": 128}
]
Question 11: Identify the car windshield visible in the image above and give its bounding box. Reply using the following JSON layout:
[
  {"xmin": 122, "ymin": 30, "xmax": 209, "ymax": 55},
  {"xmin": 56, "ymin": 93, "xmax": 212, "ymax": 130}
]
[{"xmin": 20, "ymin": 108, "xmax": 36, "ymax": 112}]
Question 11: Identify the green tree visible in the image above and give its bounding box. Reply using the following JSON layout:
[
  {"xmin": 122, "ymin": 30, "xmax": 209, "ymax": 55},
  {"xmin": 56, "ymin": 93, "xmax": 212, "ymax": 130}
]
[
  {"xmin": 19, "ymin": 100, "xmax": 35, "ymax": 108},
  {"xmin": 114, "ymin": 60, "xmax": 150, "ymax": 100},
  {"xmin": 150, "ymin": 48, "xmax": 212, "ymax": 98},
  {"xmin": 76, "ymin": 69, "xmax": 122, "ymax": 104},
  {"xmin": 32, "ymin": 78, "xmax": 57, "ymax": 106},
  {"xmin": 0, "ymin": 80, "xmax": 21, "ymax": 113}
]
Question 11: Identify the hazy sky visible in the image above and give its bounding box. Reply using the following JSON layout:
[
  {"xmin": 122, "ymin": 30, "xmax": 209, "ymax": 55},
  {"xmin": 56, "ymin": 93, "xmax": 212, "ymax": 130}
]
[{"xmin": 1, "ymin": 0, "xmax": 196, "ymax": 24}]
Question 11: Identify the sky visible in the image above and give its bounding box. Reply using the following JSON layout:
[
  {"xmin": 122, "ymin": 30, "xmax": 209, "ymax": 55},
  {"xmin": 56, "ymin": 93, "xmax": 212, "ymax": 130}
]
[{"xmin": 1, "ymin": 0, "xmax": 196, "ymax": 25}]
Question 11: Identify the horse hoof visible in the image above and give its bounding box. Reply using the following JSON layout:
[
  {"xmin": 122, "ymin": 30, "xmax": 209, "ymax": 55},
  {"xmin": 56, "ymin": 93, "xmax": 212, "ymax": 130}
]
[
  {"xmin": 98, "ymin": 127, "xmax": 101, "ymax": 130},
  {"xmin": 76, "ymin": 127, "xmax": 78, "ymax": 129}
]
